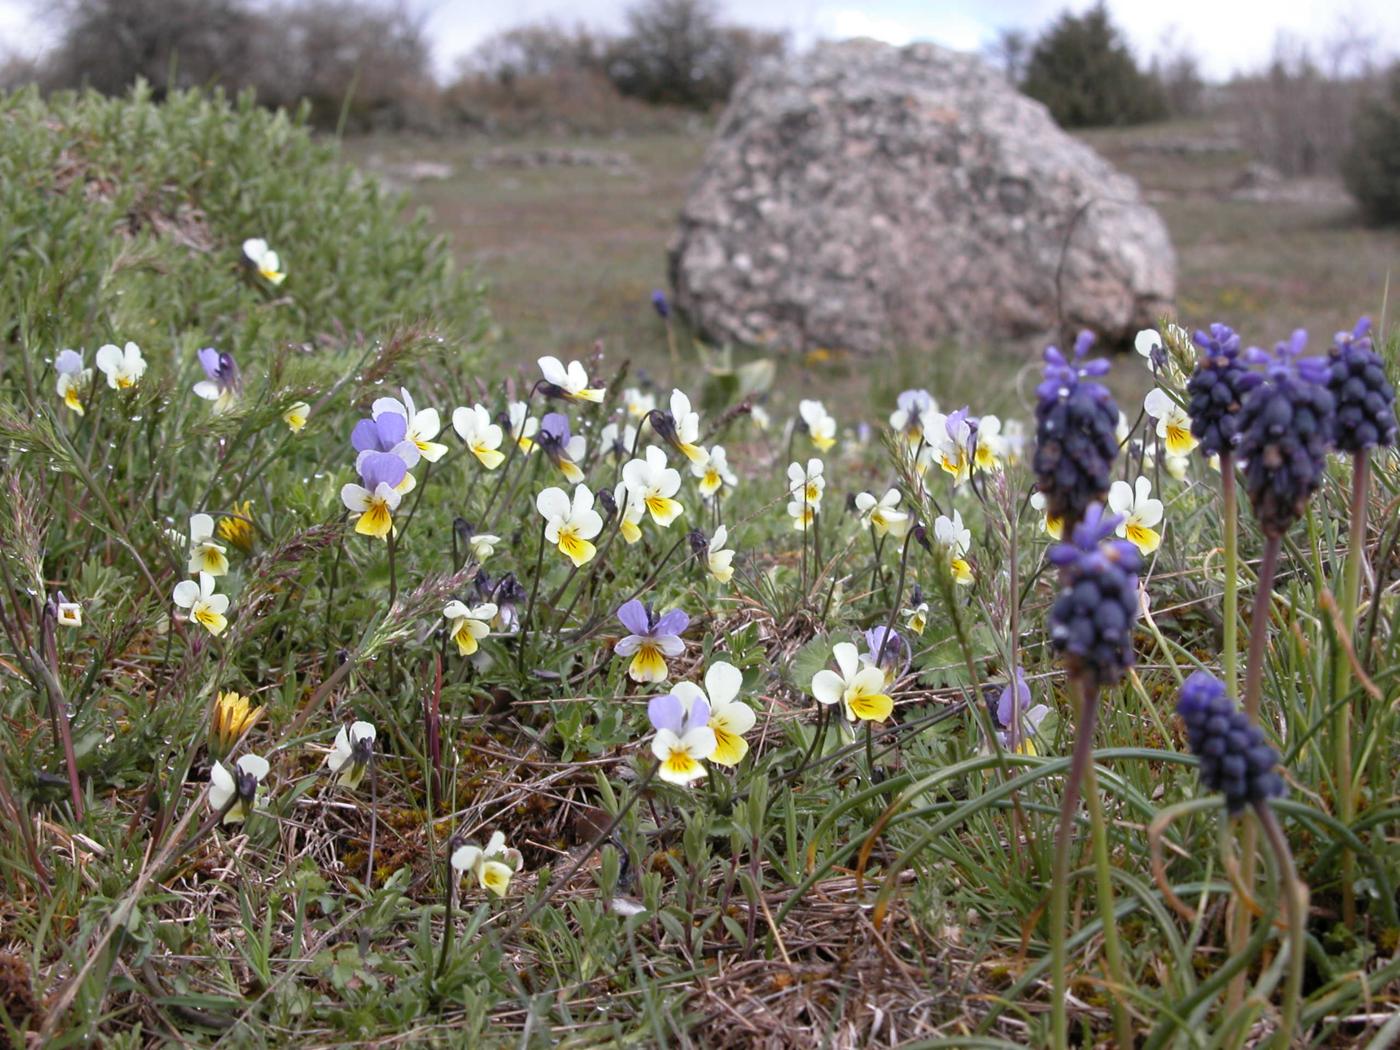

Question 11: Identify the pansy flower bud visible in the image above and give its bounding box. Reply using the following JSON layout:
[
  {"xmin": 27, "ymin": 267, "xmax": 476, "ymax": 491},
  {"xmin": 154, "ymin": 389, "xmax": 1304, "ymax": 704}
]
[{"xmin": 1176, "ymin": 671, "xmax": 1284, "ymax": 813}]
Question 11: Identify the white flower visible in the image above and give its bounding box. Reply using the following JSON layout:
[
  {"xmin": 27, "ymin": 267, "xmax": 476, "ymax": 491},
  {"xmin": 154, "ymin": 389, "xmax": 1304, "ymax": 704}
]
[
  {"xmin": 890, "ymin": 389, "xmax": 936, "ymax": 444},
  {"xmin": 375, "ymin": 388, "xmax": 447, "ymax": 463},
  {"xmin": 242, "ymin": 238, "xmax": 285, "ymax": 284},
  {"xmin": 173, "ymin": 572, "xmax": 229, "ymax": 636},
  {"xmin": 661, "ymin": 389, "xmax": 708, "ymax": 465},
  {"xmin": 469, "ymin": 533, "xmax": 501, "ymax": 561},
  {"xmin": 692, "ymin": 445, "xmax": 735, "ymax": 499},
  {"xmin": 444, "ymin": 600, "xmax": 498, "ymax": 656},
  {"xmin": 56, "ymin": 601, "xmax": 82, "ymax": 627},
  {"xmin": 538, "ymin": 356, "xmax": 604, "ymax": 403},
  {"xmin": 1116, "ymin": 411, "xmax": 1133, "ymax": 447},
  {"xmin": 613, "ymin": 482, "xmax": 646, "ymax": 544},
  {"xmin": 925, "ymin": 411, "xmax": 972, "ymax": 484},
  {"xmin": 1135, "ymin": 328, "xmax": 1162, "ymax": 360},
  {"xmin": 537, "ymin": 484, "xmax": 604, "ymax": 567},
  {"xmin": 933, "ymin": 510, "xmax": 974, "ymax": 586},
  {"xmin": 1030, "ymin": 491, "xmax": 1064, "ymax": 540},
  {"xmin": 187, "ymin": 513, "xmax": 229, "ymax": 576},
  {"xmin": 209, "ymin": 753, "xmax": 269, "ymax": 823},
  {"xmin": 508, "ymin": 401, "xmax": 538, "ymax": 452},
  {"xmin": 854, "ymin": 489, "xmax": 908, "ymax": 538},
  {"xmin": 622, "ymin": 445, "xmax": 684, "ymax": 527},
  {"xmin": 786, "ymin": 459, "xmax": 825, "ymax": 506},
  {"xmin": 673, "ymin": 662, "xmax": 754, "ymax": 766},
  {"xmin": 799, "ymin": 399, "xmax": 837, "ymax": 452},
  {"xmin": 707, "ymin": 525, "xmax": 735, "ymax": 583},
  {"xmin": 904, "ymin": 600, "xmax": 928, "ymax": 635},
  {"xmin": 750, "ymin": 405, "xmax": 771, "ymax": 431},
  {"xmin": 94, "ymin": 342, "xmax": 146, "ymax": 390},
  {"xmin": 1143, "ymin": 388, "xmax": 1198, "ymax": 458},
  {"xmin": 452, "ymin": 404, "xmax": 505, "ymax": 469},
  {"xmin": 973, "ymin": 415, "xmax": 1006, "ymax": 473},
  {"xmin": 623, "ymin": 387, "xmax": 655, "ymax": 420},
  {"xmin": 1107, "ymin": 476, "xmax": 1164, "ymax": 555},
  {"xmin": 340, "ymin": 471, "xmax": 403, "ymax": 541},
  {"xmin": 283, "ymin": 401, "xmax": 310, "ymax": 432},
  {"xmin": 451, "ymin": 831, "xmax": 523, "ymax": 897},
  {"xmin": 54, "ymin": 350, "xmax": 91, "ymax": 415},
  {"xmin": 1001, "ymin": 419, "xmax": 1027, "ymax": 464},
  {"xmin": 810, "ymin": 641, "xmax": 894, "ymax": 723},
  {"xmin": 600, "ymin": 421, "xmax": 638, "ymax": 460},
  {"xmin": 326, "ymin": 721, "xmax": 376, "ymax": 791}
]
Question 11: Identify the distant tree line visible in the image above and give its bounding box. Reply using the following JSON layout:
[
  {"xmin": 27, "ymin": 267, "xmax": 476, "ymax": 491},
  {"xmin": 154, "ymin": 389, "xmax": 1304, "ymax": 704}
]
[{"xmin": 0, "ymin": 0, "xmax": 784, "ymax": 132}]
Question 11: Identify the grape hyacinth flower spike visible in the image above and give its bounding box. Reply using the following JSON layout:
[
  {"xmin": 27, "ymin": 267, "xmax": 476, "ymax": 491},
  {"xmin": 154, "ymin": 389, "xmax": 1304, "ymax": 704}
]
[
  {"xmin": 1186, "ymin": 324, "xmax": 1261, "ymax": 459},
  {"xmin": 1032, "ymin": 331, "xmax": 1121, "ymax": 530}
]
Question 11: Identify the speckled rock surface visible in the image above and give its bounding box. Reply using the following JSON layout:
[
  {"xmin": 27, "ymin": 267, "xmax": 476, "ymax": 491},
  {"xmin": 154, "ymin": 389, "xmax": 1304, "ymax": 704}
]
[{"xmin": 668, "ymin": 39, "xmax": 1176, "ymax": 353}]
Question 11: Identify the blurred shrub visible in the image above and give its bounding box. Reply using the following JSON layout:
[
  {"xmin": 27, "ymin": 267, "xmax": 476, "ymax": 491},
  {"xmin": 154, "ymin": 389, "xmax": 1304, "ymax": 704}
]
[
  {"xmin": 38, "ymin": 0, "xmax": 439, "ymax": 132},
  {"xmin": 0, "ymin": 83, "xmax": 486, "ymax": 387},
  {"xmin": 1343, "ymin": 63, "xmax": 1400, "ymax": 225},
  {"xmin": 1020, "ymin": 2, "xmax": 1166, "ymax": 128},
  {"xmin": 605, "ymin": 0, "xmax": 785, "ymax": 111}
]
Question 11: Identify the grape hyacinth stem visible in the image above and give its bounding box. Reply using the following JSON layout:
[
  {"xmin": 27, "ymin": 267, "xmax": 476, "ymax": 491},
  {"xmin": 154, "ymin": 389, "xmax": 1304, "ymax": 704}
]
[
  {"xmin": 1084, "ymin": 759, "xmax": 1134, "ymax": 1050},
  {"xmin": 1220, "ymin": 453, "xmax": 1239, "ymax": 698},
  {"xmin": 1050, "ymin": 676, "xmax": 1101, "ymax": 1050},
  {"xmin": 1256, "ymin": 803, "xmax": 1308, "ymax": 1050},
  {"xmin": 1335, "ymin": 453, "xmax": 1369, "ymax": 926}
]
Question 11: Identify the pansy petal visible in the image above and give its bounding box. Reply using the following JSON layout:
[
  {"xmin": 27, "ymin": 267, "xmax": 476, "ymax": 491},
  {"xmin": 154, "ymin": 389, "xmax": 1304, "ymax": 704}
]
[{"xmin": 616, "ymin": 599, "xmax": 651, "ymax": 636}]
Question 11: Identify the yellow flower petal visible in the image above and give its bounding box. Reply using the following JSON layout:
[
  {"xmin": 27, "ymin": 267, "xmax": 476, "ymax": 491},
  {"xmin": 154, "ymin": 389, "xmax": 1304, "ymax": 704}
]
[
  {"xmin": 355, "ymin": 499, "xmax": 394, "ymax": 539},
  {"xmin": 557, "ymin": 530, "xmax": 596, "ymax": 567},
  {"xmin": 846, "ymin": 688, "xmax": 893, "ymax": 723},
  {"xmin": 629, "ymin": 643, "xmax": 669, "ymax": 683}
]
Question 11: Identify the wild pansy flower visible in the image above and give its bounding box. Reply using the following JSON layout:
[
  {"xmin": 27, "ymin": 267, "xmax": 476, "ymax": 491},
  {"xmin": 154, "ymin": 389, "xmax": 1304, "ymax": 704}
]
[
  {"xmin": 622, "ymin": 445, "xmax": 683, "ymax": 526},
  {"xmin": 973, "ymin": 415, "xmax": 1006, "ymax": 472},
  {"xmin": 469, "ymin": 532, "xmax": 501, "ymax": 562},
  {"xmin": 54, "ymin": 349, "xmax": 91, "ymax": 414},
  {"xmin": 904, "ymin": 585, "xmax": 929, "ymax": 635},
  {"xmin": 507, "ymin": 400, "xmax": 539, "ymax": 452},
  {"xmin": 623, "ymin": 387, "xmax": 655, "ymax": 420},
  {"xmin": 993, "ymin": 668, "xmax": 1050, "ymax": 755},
  {"xmin": 538, "ymin": 355, "xmax": 604, "ymax": 403},
  {"xmin": 55, "ymin": 597, "xmax": 82, "ymax": 627},
  {"xmin": 1048, "ymin": 504, "xmax": 1142, "ymax": 688},
  {"xmin": 452, "ymin": 404, "xmax": 506, "ymax": 469},
  {"xmin": 451, "ymin": 832, "xmax": 524, "ymax": 897},
  {"xmin": 787, "ymin": 458, "xmax": 825, "ymax": 505},
  {"xmin": 812, "ymin": 641, "xmax": 894, "ymax": 723},
  {"xmin": 193, "ymin": 347, "xmax": 240, "ymax": 413},
  {"xmin": 890, "ymin": 389, "xmax": 936, "ymax": 445},
  {"xmin": 922, "ymin": 409, "xmax": 974, "ymax": 484},
  {"xmin": 854, "ymin": 488, "xmax": 908, "ymax": 538},
  {"xmin": 1236, "ymin": 330, "xmax": 1336, "ymax": 537},
  {"xmin": 648, "ymin": 691, "xmax": 717, "ymax": 785},
  {"xmin": 1177, "ymin": 671, "xmax": 1284, "ymax": 812},
  {"xmin": 750, "ymin": 404, "xmax": 771, "ymax": 431},
  {"xmin": 650, "ymin": 389, "xmax": 708, "ymax": 465},
  {"xmin": 173, "ymin": 572, "xmax": 229, "ymax": 636},
  {"xmin": 211, "ymin": 690, "xmax": 260, "ymax": 755},
  {"xmin": 600, "ymin": 421, "xmax": 638, "ymax": 460},
  {"xmin": 326, "ymin": 721, "xmax": 376, "ymax": 791},
  {"xmin": 1029, "ymin": 490, "xmax": 1064, "ymax": 540},
  {"xmin": 933, "ymin": 510, "xmax": 974, "ymax": 585},
  {"xmin": 538, "ymin": 413, "xmax": 588, "ymax": 484},
  {"xmin": 706, "ymin": 525, "xmax": 735, "ymax": 583},
  {"xmin": 860, "ymin": 626, "xmax": 910, "ymax": 687},
  {"xmin": 673, "ymin": 661, "xmax": 754, "ymax": 766},
  {"xmin": 486, "ymin": 572, "xmax": 525, "ymax": 633},
  {"xmin": 612, "ymin": 481, "xmax": 646, "ymax": 544},
  {"xmin": 1001, "ymin": 419, "xmax": 1028, "ymax": 463},
  {"xmin": 1032, "ymin": 332, "xmax": 1120, "ymax": 528},
  {"xmin": 444, "ymin": 599, "xmax": 497, "ymax": 656},
  {"xmin": 209, "ymin": 753, "xmax": 269, "ymax": 824},
  {"xmin": 217, "ymin": 500, "xmax": 256, "ymax": 553},
  {"xmin": 352, "ymin": 411, "xmax": 422, "ymax": 474},
  {"xmin": 537, "ymin": 484, "xmax": 603, "ymax": 567},
  {"xmin": 614, "ymin": 599, "xmax": 688, "ymax": 682},
  {"xmin": 283, "ymin": 401, "xmax": 310, "ymax": 432},
  {"xmin": 692, "ymin": 444, "xmax": 735, "ymax": 498},
  {"xmin": 187, "ymin": 513, "xmax": 229, "ymax": 576},
  {"xmin": 341, "ymin": 452, "xmax": 406, "ymax": 539},
  {"xmin": 242, "ymin": 237, "xmax": 285, "ymax": 284},
  {"xmin": 374, "ymin": 388, "xmax": 447, "ymax": 463},
  {"xmin": 1107, "ymin": 476, "xmax": 1164, "ymax": 555},
  {"xmin": 1186, "ymin": 324, "xmax": 1260, "ymax": 458},
  {"xmin": 95, "ymin": 341, "xmax": 146, "ymax": 390},
  {"xmin": 799, "ymin": 399, "xmax": 837, "ymax": 451},
  {"xmin": 1326, "ymin": 317, "xmax": 1396, "ymax": 453},
  {"xmin": 1143, "ymin": 388, "xmax": 1197, "ymax": 458}
]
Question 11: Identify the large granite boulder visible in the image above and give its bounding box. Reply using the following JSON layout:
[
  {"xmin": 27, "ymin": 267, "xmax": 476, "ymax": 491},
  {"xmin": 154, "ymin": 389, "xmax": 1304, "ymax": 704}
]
[{"xmin": 668, "ymin": 40, "xmax": 1176, "ymax": 354}]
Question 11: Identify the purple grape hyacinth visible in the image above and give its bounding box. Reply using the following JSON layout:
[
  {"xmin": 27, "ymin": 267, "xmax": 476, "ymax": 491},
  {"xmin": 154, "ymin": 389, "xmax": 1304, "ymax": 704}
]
[
  {"xmin": 1186, "ymin": 323, "xmax": 1262, "ymax": 458},
  {"xmin": 1048, "ymin": 504, "xmax": 1142, "ymax": 689},
  {"xmin": 1326, "ymin": 317, "xmax": 1397, "ymax": 454},
  {"xmin": 1033, "ymin": 332, "xmax": 1121, "ymax": 529},
  {"xmin": 1235, "ymin": 330, "xmax": 1336, "ymax": 537},
  {"xmin": 1176, "ymin": 671, "xmax": 1284, "ymax": 813}
]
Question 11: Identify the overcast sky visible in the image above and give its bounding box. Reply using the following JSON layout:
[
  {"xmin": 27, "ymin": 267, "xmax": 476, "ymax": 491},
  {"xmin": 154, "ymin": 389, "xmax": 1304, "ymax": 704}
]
[{"xmin": 1, "ymin": 0, "xmax": 1396, "ymax": 80}]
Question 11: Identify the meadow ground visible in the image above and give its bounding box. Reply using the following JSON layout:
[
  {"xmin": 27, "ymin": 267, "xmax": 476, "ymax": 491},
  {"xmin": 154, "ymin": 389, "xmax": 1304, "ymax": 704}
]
[{"xmin": 3, "ymin": 89, "xmax": 1398, "ymax": 1048}]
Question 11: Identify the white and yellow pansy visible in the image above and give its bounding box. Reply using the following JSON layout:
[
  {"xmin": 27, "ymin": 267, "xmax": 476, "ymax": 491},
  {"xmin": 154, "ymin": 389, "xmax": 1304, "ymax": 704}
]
[
  {"xmin": 444, "ymin": 600, "xmax": 497, "ymax": 656},
  {"xmin": 622, "ymin": 446, "xmax": 684, "ymax": 527},
  {"xmin": 538, "ymin": 356, "xmax": 605, "ymax": 403},
  {"xmin": 692, "ymin": 445, "xmax": 736, "ymax": 499},
  {"xmin": 173, "ymin": 572, "xmax": 229, "ymax": 636},
  {"xmin": 1108, "ymin": 476, "xmax": 1164, "ymax": 555},
  {"xmin": 1143, "ymin": 388, "xmax": 1198, "ymax": 459},
  {"xmin": 451, "ymin": 831, "xmax": 524, "ymax": 897},
  {"xmin": 452, "ymin": 403, "xmax": 506, "ymax": 469},
  {"xmin": 854, "ymin": 489, "xmax": 909, "ymax": 538},
  {"xmin": 187, "ymin": 513, "xmax": 229, "ymax": 576},
  {"xmin": 95, "ymin": 342, "xmax": 146, "ymax": 390},
  {"xmin": 537, "ymin": 484, "xmax": 604, "ymax": 567}
]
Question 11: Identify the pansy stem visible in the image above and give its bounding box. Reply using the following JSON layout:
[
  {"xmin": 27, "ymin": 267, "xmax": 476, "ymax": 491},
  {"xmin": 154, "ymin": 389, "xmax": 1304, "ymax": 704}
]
[
  {"xmin": 1256, "ymin": 802, "xmax": 1308, "ymax": 1050},
  {"xmin": 1050, "ymin": 677, "xmax": 1100, "ymax": 1050},
  {"xmin": 516, "ymin": 517, "xmax": 549, "ymax": 673}
]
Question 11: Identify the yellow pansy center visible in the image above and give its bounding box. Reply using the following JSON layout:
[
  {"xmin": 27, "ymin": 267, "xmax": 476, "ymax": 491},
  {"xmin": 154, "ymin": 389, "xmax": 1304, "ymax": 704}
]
[
  {"xmin": 556, "ymin": 526, "xmax": 596, "ymax": 567},
  {"xmin": 629, "ymin": 643, "xmax": 668, "ymax": 682},
  {"xmin": 355, "ymin": 496, "xmax": 394, "ymax": 539}
]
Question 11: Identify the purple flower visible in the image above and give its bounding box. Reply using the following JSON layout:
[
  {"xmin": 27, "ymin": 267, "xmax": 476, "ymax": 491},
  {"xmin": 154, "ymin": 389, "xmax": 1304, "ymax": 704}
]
[
  {"xmin": 1048, "ymin": 503, "xmax": 1142, "ymax": 689},
  {"xmin": 193, "ymin": 347, "xmax": 241, "ymax": 409},
  {"xmin": 1033, "ymin": 332, "xmax": 1120, "ymax": 529},
  {"xmin": 647, "ymin": 690, "xmax": 716, "ymax": 785},
  {"xmin": 860, "ymin": 626, "xmax": 910, "ymax": 685},
  {"xmin": 615, "ymin": 599, "xmax": 688, "ymax": 683},
  {"xmin": 651, "ymin": 289, "xmax": 670, "ymax": 319},
  {"xmin": 1177, "ymin": 671, "xmax": 1284, "ymax": 813},
  {"xmin": 538, "ymin": 412, "xmax": 586, "ymax": 483},
  {"xmin": 993, "ymin": 668, "xmax": 1051, "ymax": 753},
  {"xmin": 352, "ymin": 412, "xmax": 420, "ymax": 477},
  {"xmin": 357, "ymin": 451, "xmax": 407, "ymax": 491},
  {"xmin": 1187, "ymin": 323, "xmax": 1262, "ymax": 458},
  {"xmin": 648, "ymin": 691, "xmax": 709, "ymax": 735},
  {"xmin": 1326, "ymin": 316, "xmax": 1396, "ymax": 454}
]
